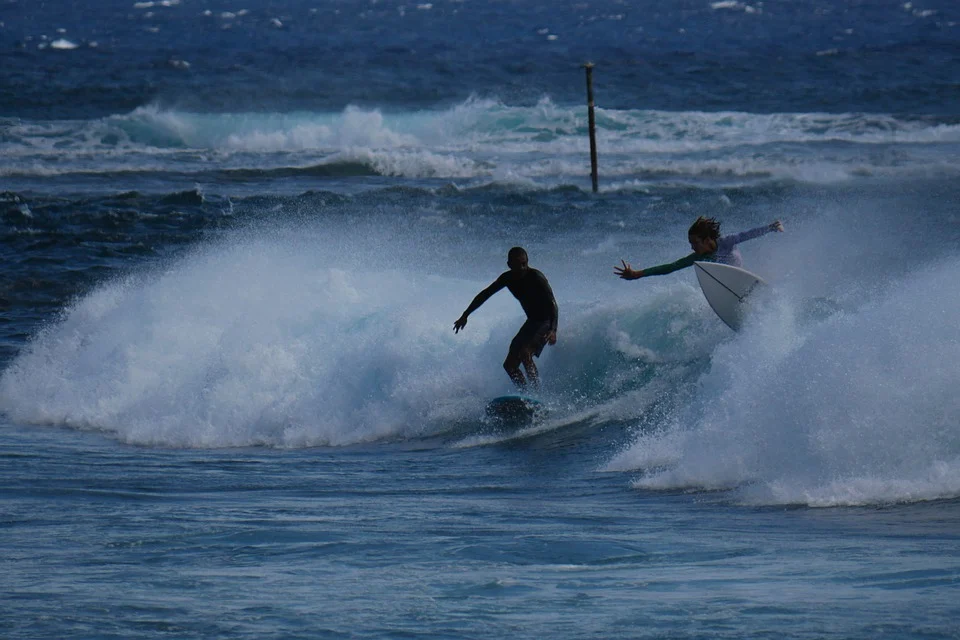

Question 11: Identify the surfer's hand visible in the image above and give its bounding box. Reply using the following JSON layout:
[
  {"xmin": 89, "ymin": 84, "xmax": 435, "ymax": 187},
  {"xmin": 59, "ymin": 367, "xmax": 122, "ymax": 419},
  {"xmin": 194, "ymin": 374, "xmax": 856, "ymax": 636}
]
[
  {"xmin": 546, "ymin": 330, "xmax": 557, "ymax": 345},
  {"xmin": 453, "ymin": 315, "xmax": 468, "ymax": 333},
  {"xmin": 770, "ymin": 220, "xmax": 784, "ymax": 232},
  {"xmin": 615, "ymin": 260, "xmax": 642, "ymax": 280}
]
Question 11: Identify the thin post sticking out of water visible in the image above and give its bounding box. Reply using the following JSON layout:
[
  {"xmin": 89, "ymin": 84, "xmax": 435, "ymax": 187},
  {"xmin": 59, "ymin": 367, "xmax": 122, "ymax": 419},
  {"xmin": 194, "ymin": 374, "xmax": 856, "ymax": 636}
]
[{"xmin": 583, "ymin": 62, "xmax": 599, "ymax": 193}]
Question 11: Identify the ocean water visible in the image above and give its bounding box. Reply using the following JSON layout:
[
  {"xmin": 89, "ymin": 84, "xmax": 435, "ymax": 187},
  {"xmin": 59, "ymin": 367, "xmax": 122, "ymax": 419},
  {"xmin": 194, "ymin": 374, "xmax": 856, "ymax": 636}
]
[{"xmin": 3, "ymin": 0, "xmax": 960, "ymax": 637}]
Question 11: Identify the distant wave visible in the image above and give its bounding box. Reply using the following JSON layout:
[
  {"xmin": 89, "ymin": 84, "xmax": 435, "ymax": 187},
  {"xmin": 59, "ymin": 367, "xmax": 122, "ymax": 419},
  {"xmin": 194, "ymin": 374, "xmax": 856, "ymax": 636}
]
[
  {"xmin": 2, "ymin": 100, "xmax": 960, "ymax": 187},
  {"xmin": 104, "ymin": 101, "xmax": 960, "ymax": 151}
]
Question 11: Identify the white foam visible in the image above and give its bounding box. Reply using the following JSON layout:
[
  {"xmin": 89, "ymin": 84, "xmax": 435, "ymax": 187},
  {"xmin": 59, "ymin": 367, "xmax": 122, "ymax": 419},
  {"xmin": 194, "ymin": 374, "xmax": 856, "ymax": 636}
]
[
  {"xmin": 611, "ymin": 255, "xmax": 960, "ymax": 506},
  {"xmin": 0, "ymin": 225, "xmax": 522, "ymax": 447},
  {"xmin": 50, "ymin": 38, "xmax": 79, "ymax": 50}
]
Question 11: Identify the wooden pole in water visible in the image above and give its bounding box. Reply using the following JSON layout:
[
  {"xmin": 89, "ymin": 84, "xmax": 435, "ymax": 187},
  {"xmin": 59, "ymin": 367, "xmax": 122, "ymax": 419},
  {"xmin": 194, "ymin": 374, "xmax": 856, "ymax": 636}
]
[{"xmin": 583, "ymin": 62, "xmax": 599, "ymax": 193}]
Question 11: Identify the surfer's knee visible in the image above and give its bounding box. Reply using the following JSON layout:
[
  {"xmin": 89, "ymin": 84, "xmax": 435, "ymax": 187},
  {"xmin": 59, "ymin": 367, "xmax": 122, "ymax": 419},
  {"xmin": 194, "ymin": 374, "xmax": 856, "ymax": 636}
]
[
  {"xmin": 511, "ymin": 344, "xmax": 531, "ymax": 362},
  {"xmin": 520, "ymin": 352, "xmax": 535, "ymax": 369}
]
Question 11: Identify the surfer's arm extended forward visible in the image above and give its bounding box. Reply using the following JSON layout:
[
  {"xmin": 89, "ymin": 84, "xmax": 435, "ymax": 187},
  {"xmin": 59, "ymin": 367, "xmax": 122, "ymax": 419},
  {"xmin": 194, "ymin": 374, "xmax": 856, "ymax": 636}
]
[
  {"xmin": 453, "ymin": 277, "xmax": 507, "ymax": 333},
  {"xmin": 615, "ymin": 253, "xmax": 699, "ymax": 280}
]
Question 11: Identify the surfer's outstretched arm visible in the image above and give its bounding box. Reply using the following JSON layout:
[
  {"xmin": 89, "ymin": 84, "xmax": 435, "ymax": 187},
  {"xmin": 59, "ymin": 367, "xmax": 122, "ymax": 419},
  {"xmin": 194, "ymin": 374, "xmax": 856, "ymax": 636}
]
[
  {"xmin": 615, "ymin": 254, "xmax": 698, "ymax": 279},
  {"xmin": 454, "ymin": 278, "xmax": 506, "ymax": 333},
  {"xmin": 722, "ymin": 220, "xmax": 784, "ymax": 247}
]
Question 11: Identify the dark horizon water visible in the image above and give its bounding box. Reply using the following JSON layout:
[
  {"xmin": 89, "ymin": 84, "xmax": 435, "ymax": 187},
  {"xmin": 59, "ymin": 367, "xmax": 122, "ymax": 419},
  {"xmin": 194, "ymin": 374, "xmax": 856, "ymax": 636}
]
[{"xmin": 3, "ymin": 0, "xmax": 959, "ymax": 118}]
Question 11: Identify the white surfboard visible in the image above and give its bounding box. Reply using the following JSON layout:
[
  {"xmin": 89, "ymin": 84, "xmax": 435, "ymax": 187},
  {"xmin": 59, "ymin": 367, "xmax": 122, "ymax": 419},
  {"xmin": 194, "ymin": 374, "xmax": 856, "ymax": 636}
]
[{"xmin": 694, "ymin": 261, "xmax": 767, "ymax": 331}]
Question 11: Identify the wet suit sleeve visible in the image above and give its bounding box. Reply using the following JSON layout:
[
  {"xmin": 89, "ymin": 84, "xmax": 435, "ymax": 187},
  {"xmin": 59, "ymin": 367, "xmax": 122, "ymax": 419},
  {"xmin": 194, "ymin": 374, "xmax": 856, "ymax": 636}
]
[
  {"xmin": 462, "ymin": 272, "xmax": 508, "ymax": 316},
  {"xmin": 641, "ymin": 252, "xmax": 699, "ymax": 277},
  {"xmin": 718, "ymin": 224, "xmax": 774, "ymax": 250}
]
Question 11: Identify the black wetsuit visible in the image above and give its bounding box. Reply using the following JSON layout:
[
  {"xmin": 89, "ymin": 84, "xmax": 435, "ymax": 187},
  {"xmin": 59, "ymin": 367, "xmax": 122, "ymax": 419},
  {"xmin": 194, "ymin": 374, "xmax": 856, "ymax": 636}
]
[{"xmin": 489, "ymin": 268, "xmax": 559, "ymax": 358}]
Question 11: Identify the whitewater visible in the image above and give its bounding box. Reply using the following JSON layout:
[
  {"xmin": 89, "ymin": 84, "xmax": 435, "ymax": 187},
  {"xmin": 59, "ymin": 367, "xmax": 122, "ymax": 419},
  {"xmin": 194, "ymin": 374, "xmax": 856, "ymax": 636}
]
[{"xmin": 3, "ymin": 180, "xmax": 958, "ymax": 509}]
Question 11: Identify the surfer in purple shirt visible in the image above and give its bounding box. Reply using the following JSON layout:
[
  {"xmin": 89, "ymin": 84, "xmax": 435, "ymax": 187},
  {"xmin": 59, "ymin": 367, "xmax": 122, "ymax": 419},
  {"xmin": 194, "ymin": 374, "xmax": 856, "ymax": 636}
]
[
  {"xmin": 454, "ymin": 247, "xmax": 558, "ymax": 390},
  {"xmin": 615, "ymin": 216, "xmax": 784, "ymax": 280}
]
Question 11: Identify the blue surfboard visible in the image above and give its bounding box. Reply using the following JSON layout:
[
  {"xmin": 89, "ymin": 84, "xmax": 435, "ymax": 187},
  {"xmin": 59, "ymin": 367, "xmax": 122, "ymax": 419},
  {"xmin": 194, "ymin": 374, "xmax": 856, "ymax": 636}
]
[{"xmin": 485, "ymin": 394, "xmax": 543, "ymax": 429}]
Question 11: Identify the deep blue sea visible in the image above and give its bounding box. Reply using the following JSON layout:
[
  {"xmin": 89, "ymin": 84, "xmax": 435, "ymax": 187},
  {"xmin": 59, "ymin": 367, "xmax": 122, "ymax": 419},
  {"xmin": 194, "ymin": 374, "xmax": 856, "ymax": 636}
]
[{"xmin": 3, "ymin": 0, "xmax": 960, "ymax": 637}]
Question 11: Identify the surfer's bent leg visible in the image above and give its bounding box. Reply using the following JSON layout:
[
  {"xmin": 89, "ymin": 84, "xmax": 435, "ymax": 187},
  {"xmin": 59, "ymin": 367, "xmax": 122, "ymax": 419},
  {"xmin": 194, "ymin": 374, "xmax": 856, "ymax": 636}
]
[
  {"xmin": 506, "ymin": 320, "xmax": 550, "ymax": 390},
  {"xmin": 504, "ymin": 357, "xmax": 527, "ymax": 388},
  {"xmin": 520, "ymin": 347, "xmax": 539, "ymax": 390},
  {"xmin": 506, "ymin": 320, "xmax": 537, "ymax": 389}
]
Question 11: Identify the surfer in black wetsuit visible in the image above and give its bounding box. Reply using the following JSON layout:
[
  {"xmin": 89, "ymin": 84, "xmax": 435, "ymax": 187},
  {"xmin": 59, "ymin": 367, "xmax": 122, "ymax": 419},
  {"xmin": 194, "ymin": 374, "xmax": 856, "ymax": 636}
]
[{"xmin": 454, "ymin": 247, "xmax": 558, "ymax": 390}]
